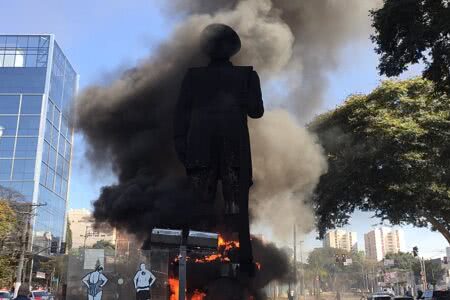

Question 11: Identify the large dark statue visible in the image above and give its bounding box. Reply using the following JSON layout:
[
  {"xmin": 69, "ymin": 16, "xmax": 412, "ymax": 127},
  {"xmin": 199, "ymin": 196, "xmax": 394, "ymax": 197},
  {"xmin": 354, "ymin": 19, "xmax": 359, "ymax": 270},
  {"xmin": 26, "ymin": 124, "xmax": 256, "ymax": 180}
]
[{"xmin": 174, "ymin": 24, "xmax": 264, "ymax": 275}]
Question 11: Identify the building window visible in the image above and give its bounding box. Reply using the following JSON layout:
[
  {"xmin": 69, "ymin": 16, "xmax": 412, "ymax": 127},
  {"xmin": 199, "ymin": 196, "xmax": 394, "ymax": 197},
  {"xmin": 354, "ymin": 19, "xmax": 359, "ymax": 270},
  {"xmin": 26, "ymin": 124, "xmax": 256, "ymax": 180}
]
[
  {"xmin": 2, "ymin": 51, "xmax": 15, "ymax": 67},
  {"xmin": 0, "ymin": 36, "xmax": 49, "ymax": 68},
  {"xmin": 48, "ymin": 147, "xmax": 56, "ymax": 170},
  {"xmin": 0, "ymin": 116, "xmax": 18, "ymax": 136},
  {"xmin": 0, "ymin": 137, "xmax": 15, "ymax": 158},
  {"xmin": 15, "ymin": 137, "xmax": 38, "ymax": 158},
  {"xmin": 18, "ymin": 115, "xmax": 40, "ymax": 136},
  {"xmin": 0, "ymin": 159, "xmax": 12, "ymax": 180},
  {"xmin": 45, "ymin": 168, "xmax": 54, "ymax": 190},
  {"xmin": 0, "ymin": 95, "xmax": 20, "ymax": 114},
  {"xmin": 21, "ymin": 95, "xmax": 42, "ymax": 114},
  {"xmin": 42, "ymin": 142, "xmax": 50, "ymax": 164},
  {"xmin": 51, "ymin": 126, "xmax": 58, "ymax": 148},
  {"xmin": 12, "ymin": 159, "xmax": 35, "ymax": 180},
  {"xmin": 39, "ymin": 162, "xmax": 47, "ymax": 186}
]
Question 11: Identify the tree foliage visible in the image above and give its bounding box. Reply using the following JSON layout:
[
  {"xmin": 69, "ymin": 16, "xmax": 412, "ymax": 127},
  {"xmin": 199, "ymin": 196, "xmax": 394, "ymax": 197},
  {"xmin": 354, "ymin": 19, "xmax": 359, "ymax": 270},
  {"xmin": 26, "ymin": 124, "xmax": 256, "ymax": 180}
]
[
  {"xmin": 384, "ymin": 252, "xmax": 445, "ymax": 286},
  {"xmin": 385, "ymin": 252, "xmax": 417, "ymax": 271},
  {"xmin": 65, "ymin": 222, "xmax": 72, "ymax": 251},
  {"xmin": 305, "ymin": 248, "xmax": 373, "ymax": 292},
  {"xmin": 0, "ymin": 195, "xmax": 19, "ymax": 288},
  {"xmin": 92, "ymin": 240, "xmax": 115, "ymax": 250},
  {"xmin": 371, "ymin": 0, "xmax": 450, "ymax": 94},
  {"xmin": 309, "ymin": 78, "xmax": 450, "ymax": 242},
  {"xmin": 0, "ymin": 200, "xmax": 17, "ymax": 242}
]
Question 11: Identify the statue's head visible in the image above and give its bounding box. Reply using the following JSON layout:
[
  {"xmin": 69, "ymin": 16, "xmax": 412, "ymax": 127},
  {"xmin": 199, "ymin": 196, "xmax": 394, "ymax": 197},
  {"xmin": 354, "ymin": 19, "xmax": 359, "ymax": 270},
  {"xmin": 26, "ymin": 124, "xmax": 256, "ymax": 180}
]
[
  {"xmin": 139, "ymin": 263, "xmax": 146, "ymax": 271},
  {"xmin": 201, "ymin": 24, "xmax": 241, "ymax": 60}
]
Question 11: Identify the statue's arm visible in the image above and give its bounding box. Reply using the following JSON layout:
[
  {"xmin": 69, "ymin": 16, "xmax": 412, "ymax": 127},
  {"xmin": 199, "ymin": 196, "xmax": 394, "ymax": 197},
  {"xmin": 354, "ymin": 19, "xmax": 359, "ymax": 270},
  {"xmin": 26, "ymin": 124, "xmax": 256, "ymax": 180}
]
[
  {"xmin": 247, "ymin": 71, "xmax": 264, "ymax": 119},
  {"xmin": 174, "ymin": 70, "xmax": 192, "ymax": 163}
]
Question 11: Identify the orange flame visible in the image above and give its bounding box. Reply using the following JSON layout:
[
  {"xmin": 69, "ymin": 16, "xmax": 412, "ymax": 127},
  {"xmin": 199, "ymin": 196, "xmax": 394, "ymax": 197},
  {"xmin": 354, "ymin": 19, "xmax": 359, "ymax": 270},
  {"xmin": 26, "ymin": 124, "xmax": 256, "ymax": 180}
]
[
  {"xmin": 194, "ymin": 237, "xmax": 239, "ymax": 263},
  {"xmin": 169, "ymin": 278, "xmax": 179, "ymax": 300},
  {"xmin": 192, "ymin": 290, "xmax": 207, "ymax": 300},
  {"xmin": 218, "ymin": 235, "xmax": 226, "ymax": 247}
]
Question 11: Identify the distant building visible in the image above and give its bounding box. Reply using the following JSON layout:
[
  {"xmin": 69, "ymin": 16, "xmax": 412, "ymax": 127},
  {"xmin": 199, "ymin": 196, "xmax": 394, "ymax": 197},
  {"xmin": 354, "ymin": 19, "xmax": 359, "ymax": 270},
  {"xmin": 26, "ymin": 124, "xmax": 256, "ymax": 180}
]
[
  {"xmin": 364, "ymin": 227, "xmax": 405, "ymax": 261},
  {"xmin": 115, "ymin": 230, "xmax": 139, "ymax": 257},
  {"xmin": 68, "ymin": 209, "xmax": 116, "ymax": 249},
  {"xmin": 323, "ymin": 229, "xmax": 358, "ymax": 252}
]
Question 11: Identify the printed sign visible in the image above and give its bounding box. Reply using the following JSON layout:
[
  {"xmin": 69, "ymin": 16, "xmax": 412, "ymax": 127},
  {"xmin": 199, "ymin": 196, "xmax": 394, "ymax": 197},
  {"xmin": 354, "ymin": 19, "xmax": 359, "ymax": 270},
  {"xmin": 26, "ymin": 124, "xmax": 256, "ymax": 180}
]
[
  {"xmin": 84, "ymin": 249, "xmax": 105, "ymax": 270},
  {"xmin": 384, "ymin": 259, "xmax": 395, "ymax": 267}
]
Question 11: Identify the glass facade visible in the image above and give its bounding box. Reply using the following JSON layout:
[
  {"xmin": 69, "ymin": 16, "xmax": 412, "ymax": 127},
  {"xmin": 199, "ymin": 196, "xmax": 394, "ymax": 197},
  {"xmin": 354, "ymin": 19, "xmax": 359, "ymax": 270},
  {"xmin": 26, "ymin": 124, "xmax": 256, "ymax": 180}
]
[{"xmin": 0, "ymin": 35, "xmax": 77, "ymax": 253}]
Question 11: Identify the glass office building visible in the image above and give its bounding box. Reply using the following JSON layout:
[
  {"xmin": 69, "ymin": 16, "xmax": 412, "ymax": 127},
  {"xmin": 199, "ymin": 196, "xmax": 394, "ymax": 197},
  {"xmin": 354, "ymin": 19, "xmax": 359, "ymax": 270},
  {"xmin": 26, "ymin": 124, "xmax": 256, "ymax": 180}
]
[{"xmin": 0, "ymin": 35, "xmax": 77, "ymax": 252}]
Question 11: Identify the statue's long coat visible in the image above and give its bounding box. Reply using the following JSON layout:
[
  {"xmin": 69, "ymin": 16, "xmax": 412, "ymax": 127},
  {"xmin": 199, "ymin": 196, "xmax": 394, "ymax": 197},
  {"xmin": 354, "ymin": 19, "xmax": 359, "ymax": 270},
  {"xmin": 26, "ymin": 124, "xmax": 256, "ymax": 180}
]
[{"xmin": 174, "ymin": 60, "xmax": 264, "ymax": 180}]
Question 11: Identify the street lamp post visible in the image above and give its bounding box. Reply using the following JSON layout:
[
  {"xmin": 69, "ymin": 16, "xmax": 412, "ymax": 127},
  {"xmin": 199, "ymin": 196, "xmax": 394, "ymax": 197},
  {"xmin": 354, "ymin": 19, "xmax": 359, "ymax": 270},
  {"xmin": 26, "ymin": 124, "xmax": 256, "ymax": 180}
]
[
  {"xmin": 299, "ymin": 240, "xmax": 305, "ymax": 298},
  {"xmin": 83, "ymin": 226, "xmax": 91, "ymax": 248}
]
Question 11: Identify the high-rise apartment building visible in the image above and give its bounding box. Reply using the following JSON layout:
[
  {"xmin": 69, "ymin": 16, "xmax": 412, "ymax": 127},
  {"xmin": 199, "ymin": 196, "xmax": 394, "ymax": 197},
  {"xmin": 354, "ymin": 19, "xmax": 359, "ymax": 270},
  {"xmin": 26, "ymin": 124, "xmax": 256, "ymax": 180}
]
[
  {"xmin": 68, "ymin": 209, "xmax": 116, "ymax": 249},
  {"xmin": 364, "ymin": 227, "xmax": 406, "ymax": 261},
  {"xmin": 0, "ymin": 35, "xmax": 77, "ymax": 253},
  {"xmin": 323, "ymin": 229, "xmax": 358, "ymax": 252}
]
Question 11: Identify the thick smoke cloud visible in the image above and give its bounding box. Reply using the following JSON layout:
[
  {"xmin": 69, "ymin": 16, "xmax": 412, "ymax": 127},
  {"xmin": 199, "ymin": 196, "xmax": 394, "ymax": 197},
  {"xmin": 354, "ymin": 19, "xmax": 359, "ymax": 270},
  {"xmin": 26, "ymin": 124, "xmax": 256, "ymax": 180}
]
[
  {"xmin": 171, "ymin": 0, "xmax": 380, "ymax": 118},
  {"xmin": 249, "ymin": 110, "xmax": 327, "ymax": 240},
  {"xmin": 75, "ymin": 0, "xmax": 378, "ymax": 287}
]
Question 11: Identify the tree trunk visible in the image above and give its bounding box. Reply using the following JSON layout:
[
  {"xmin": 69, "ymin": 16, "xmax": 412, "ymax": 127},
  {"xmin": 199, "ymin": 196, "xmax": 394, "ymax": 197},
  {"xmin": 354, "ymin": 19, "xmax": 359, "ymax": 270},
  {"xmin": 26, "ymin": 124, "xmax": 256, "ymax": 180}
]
[{"xmin": 424, "ymin": 213, "xmax": 450, "ymax": 245}]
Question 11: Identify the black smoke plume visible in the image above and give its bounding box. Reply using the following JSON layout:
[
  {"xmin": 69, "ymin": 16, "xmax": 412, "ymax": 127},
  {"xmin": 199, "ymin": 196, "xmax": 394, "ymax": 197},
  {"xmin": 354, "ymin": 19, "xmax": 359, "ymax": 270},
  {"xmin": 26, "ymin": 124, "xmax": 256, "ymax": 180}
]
[{"xmin": 75, "ymin": 0, "xmax": 379, "ymax": 293}]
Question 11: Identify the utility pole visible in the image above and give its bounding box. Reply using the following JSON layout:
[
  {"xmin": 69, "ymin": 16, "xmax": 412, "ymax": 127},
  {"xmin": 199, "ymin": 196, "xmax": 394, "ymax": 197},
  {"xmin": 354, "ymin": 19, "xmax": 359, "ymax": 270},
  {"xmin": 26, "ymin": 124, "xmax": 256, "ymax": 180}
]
[
  {"xmin": 83, "ymin": 225, "xmax": 90, "ymax": 248},
  {"xmin": 299, "ymin": 240, "xmax": 304, "ymax": 298},
  {"xmin": 293, "ymin": 224, "xmax": 297, "ymax": 299},
  {"xmin": 13, "ymin": 202, "xmax": 46, "ymax": 298},
  {"xmin": 420, "ymin": 257, "xmax": 427, "ymax": 290}
]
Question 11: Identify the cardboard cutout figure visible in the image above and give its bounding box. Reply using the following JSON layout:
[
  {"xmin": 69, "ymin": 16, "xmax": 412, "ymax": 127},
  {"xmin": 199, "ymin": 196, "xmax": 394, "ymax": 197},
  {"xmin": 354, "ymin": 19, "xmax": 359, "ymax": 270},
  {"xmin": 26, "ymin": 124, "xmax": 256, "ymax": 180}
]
[
  {"xmin": 81, "ymin": 265, "xmax": 108, "ymax": 300},
  {"xmin": 133, "ymin": 263, "xmax": 156, "ymax": 300}
]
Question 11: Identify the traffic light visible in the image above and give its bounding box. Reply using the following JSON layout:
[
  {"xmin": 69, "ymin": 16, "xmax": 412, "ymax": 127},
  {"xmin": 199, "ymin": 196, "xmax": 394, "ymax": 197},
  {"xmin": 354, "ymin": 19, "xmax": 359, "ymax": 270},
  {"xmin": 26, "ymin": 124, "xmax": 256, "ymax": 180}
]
[
  {"xmin": 335, "ymin": 254, "xmax": 347, "ymax": 265},
  {"xmin": 60, "ymin": 242, "xmax": 66, "ymax": 254},
  {"xmin": 50, "ymin": 241, "xmax": 58, "ymax": 254},
  {"xmin": 413, "ymin": 246, "xmax": 419, "ymax": 257},
  {"xmin": 444, "ymin": 257, "xmax": 448, "ymax": 264}
]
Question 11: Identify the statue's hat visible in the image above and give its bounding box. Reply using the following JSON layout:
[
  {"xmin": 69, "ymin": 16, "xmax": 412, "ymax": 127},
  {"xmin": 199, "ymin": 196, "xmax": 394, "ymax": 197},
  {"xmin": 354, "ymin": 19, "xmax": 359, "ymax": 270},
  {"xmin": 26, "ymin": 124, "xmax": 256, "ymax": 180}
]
[{"xmin": 201, "ymin": 24, "xmax": 241, "ymax": 59}]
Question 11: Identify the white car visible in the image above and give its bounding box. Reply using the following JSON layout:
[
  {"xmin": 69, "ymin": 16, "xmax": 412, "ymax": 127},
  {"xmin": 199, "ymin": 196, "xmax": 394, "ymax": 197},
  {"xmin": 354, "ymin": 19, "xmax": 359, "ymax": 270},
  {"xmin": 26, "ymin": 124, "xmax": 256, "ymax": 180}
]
[
  {"xmin": 30, "ymin": 290, "xmax": 50, "ymax": 300},
  {"xmin": 367, "ymin": 293, "xmax": 394, "ymax": 300},
  {"xmin": 0, "ymin": 291, "xmax": 12, "ymax": 300}
]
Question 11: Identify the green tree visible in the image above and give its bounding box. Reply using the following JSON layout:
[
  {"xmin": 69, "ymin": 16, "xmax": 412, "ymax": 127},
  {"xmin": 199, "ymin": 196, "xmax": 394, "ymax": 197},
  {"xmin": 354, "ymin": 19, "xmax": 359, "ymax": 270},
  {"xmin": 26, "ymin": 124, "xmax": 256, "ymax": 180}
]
[
  {"xmin": 305, "ymin": 247, "xmax": 370, "ymax": 292},
  {"xmin": 385, "ymin": 252, "xmax": 418, "ymax": 271},
  {"xmin": 0, "ymin": 198, "xmax": 19, "ymax": 287},
  {"xmin": 411, "ymin": 259, "xmax": 446, "ymax": 287},
  {"xmin": 65, "ymin": 222, "xmax": 72, "ymax": 251},
  {"xmin": 0, "ymin": 200, "xmax": 17, "ymax": 243},
  {"xmin": 383, "ymin": 253, "xmax": 445, "ymax": 287},
  {"xmin": 309, "ymin": 78, "xmax": 450, "ymax": 242},
  {"xmin": 371, "ymin": 0, "xmax": 450, "ymax": 94},
  {"xmin": 0, "ymin": 256, "xmax": 15, "ymax": 288},
  {"xmin": 92, "ymin": 240, "xmax": 115, "ymax": 250}
]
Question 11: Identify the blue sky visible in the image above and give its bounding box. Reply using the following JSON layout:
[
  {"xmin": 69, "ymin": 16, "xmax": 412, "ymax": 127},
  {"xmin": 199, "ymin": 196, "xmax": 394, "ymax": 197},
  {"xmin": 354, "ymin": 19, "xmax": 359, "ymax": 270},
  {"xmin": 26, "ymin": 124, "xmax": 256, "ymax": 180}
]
[{"xmin": 1, "ymin": 1, "xmax": 447, "ymax": 258}]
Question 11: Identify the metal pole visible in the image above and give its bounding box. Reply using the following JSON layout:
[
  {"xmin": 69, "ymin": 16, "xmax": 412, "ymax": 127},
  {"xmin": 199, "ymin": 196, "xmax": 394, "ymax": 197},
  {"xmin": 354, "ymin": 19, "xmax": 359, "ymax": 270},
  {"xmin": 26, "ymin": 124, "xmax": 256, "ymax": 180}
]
[
  {"xmin": 421, "ymin": 257, "xmax": 427, "ymax": 289},
  {"xmin": 14, "ymin": 210, "xmax": 30, "ymax": 298},
  {"xmin": 293, "ymin": 224, "xmax": 297, "ymax": 299},
  {"xmin": 83, "ymin": 226, "xmax": 89, "ymax": 248},
  {"xmin": 179, "ymin": 245, "xmax": 187, "ymax": 300},
  {"xmin": 28, "ymin": 258, "xmax": 34, "ymax": 289},
  {"xmin": 299, "ymin": 240, "xmax": 304, "ymax": 298}
]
